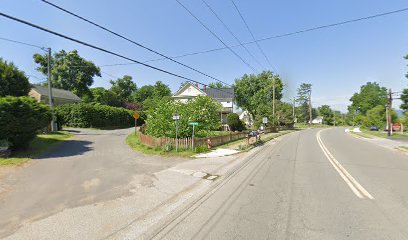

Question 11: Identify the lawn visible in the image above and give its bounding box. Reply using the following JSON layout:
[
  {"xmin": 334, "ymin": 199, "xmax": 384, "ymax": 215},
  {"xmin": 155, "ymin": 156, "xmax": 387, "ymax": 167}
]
[
  {"xmin": 360, "ymin": 129, "xmax": 408, "ymax": 140},
  {"xmin": 126, "ymin": 133, "xmax": 202, "ymax": 157},
  {"xmin": 0, "ymin": 131, "xmax": 73, "ymax": 166}
]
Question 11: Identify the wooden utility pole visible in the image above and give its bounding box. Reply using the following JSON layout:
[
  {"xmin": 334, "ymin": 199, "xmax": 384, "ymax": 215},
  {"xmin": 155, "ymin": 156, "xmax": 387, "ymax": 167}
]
[
  {"xmin": 47, "ymin": 48, "xmax": 56, "ymax": 131},
  {"xmin": 272, "ymin": 76, "xmax": 276, "ymax": 126},
  {"xmin": 308, "ymin": 89, "xmax": 312, "ymax": 126},
  {"xmin": 387, "ymin": 89, "xmax": 392, "ymax": 136}
]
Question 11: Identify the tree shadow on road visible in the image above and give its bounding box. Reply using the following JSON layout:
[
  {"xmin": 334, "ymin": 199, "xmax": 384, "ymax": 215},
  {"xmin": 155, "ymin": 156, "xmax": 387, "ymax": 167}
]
[{"xmin": 33, "ymin": 140, "xmax": 93, "ymax": 159}]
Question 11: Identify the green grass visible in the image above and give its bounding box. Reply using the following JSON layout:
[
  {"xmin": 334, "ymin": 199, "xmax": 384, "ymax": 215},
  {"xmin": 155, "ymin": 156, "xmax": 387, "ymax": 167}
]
[
  {"xmin": 127, "ymin": 130, "xmax": 294, "ymax": 157},
  {"xmin": 126, "ymin": 133, "xmax": 202, "ymax": 157},
  {"xmin": 360, "ymin": 129, "xmax": 408, "ymax": 140},
  {"xmin": 216, "ymin": 130, "xmax": 294, "ymax": 152},
  {"xmin": 0, "ymin": 131, "xmax": 73, "ymax": 166},
  {"xmin": 350, "ymin": 131, "xmax": 374, "ymax": 139}
]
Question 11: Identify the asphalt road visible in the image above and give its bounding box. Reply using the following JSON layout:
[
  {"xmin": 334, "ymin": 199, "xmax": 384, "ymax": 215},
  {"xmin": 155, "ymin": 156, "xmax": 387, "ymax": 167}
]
[
  {"xmin": 0, "ymin": 128, "xmax": 186, "ymax": 238},
  {"xmin": 153, "ymin": 128, "xmax": 408, "ymax": 240}
]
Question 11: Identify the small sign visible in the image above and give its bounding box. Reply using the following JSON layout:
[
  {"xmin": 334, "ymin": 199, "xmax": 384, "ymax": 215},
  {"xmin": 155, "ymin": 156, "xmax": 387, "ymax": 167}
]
[
  {"xmin": 248, "ymin": 136, "xmax": 257, "ymax": 145},
  {"xmin": 262, "ymin": 117, "xmax": 268, "ymax": 124},
  {"xmin": 133, "ymin": 113, "xmax": 140, "ymax": 119},
  {"xmin": 189, "ymin": 122, "xmax": 199, "ymax": 126},
  {"xmin": 173, "ymin": 115, "xmax": 180, "ymax": 120}
]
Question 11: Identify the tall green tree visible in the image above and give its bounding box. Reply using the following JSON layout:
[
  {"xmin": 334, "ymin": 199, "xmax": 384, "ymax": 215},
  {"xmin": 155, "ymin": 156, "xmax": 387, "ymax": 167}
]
[
  {"xmin": 208, "ymin": 82, "xmax": 227, "ymax": 88},
  {"xmin": 153, "ymin": 81, "xmax": 171, "ymax": 98},
  {"xmin": 145, "ymin": 96, "xmax": 221, "ymax": 138},
  {"xmin": 110, "ymin": 75, "xmax": 137, "ymax": 101},
  {"xmin": 296, "ymin": 83, "xmax": 312, "ymax": 123},
  {"xmin": 33, "ymin": 50, "xmax": 101, "ymax": 97},
  {"xmin": 349, "ymin": 82, "xmax": 387, "ymax": 115},
  {"xmin": 318, "ymin": 105, "xmax": 334, "ymax": 125},
  {"xmin": 362, "ymin": 105, "xmax": 385, "ymax": 128},
  {"xmin": 132, "ymin": 85, "xmax": 155, "ymax": 103},
  {"xmin": 0, "ymin": 58, "xmax": 31, "ymax": 97},
  {"xmin": 400, "ymin": 55, "xmax": 408, "ymax": 111},
  {"xmin": 88, "ymin": 87, "xmax": 122, "ymax": 107},
  {"xmin": 234, "ymin": 70, "xmax": 283, "ymax": 116},
  {"xmin": 132, "ymin": 81, "xmax": 171, "ymax": 103}
]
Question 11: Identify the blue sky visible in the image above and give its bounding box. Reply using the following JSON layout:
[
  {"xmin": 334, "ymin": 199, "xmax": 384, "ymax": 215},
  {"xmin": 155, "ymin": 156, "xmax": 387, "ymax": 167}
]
[{"xmin": 1, "ymin": 0, "xmax": 407, "ymax": 112}]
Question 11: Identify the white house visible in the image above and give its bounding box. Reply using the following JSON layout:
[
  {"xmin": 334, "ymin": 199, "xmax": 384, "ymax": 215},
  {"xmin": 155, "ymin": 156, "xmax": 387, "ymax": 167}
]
[
  {"xmin": 311, "ymin": 116, "xmax": 324, "ymax": 124},
  {"xmin": 238, "ymin": 110, "xmax": 254, "ymax": 127},
  {"xmin": 172, "ymin": 82, "xmax": 236, "ymax": 124}
]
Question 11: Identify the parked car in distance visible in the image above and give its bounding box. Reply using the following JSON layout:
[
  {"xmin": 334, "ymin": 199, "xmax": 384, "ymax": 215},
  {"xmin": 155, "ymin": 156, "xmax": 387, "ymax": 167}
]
[{"xmin": 370, "ymin": 126, "xmax": 379, "ymax": 131}]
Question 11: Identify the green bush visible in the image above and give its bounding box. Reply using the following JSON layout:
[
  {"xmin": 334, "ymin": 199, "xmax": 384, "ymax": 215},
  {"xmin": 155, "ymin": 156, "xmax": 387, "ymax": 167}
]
[
  {"xmin": 227, "ymin": 113, "xmax": 244, "ymax": 131},
  {"xmin": 195, "ymin": 145, "xmax": 208, "ymax": 153},
  {"xmin": 55, "ymin": 103, "xmax": 133, "ymax": 128},
  {"xmin": 145, "ymin": 96, "xmax": 221, "ymax": 138},
  {"xmin": 0, "ymin": 96, "xmax": 51, "ymax": 150}
]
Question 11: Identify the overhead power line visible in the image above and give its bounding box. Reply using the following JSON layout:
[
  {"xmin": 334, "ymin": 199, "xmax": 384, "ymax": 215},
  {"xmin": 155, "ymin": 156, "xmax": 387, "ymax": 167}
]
[
  {"xmin": 40, "ymin": 0, "xmax": 230, "ymax": 87},
  {"xmin": 175, "ymin": 0, "xmax": 257, "ymax": 73},
  {"xmin": 0, "ymin": 12, "xmax": 234, "ymax": 96},
  {"xmin": 0, "ymin": 12, "xmax": 208, "ymax": 87},
  {"xmin": 201, "ymin": 0, "xmax": 266, "ymax": 70},
  {"xmin": 92, "ymin": 6, "xmax": 408, "ymax": 68},
  {"xmin": 230, "ymin": 0, "xmax": 276, "ymax": 71},
  {"xmin": 0, "ymin": 36, "xmax": 45, "ymax": 50}
]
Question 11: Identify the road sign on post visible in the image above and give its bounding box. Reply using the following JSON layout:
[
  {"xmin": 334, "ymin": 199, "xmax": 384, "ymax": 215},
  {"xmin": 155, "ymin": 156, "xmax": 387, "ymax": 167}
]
[
  {"xmin": 262, "ymin": 117, "xmax": 268, "ymax": 124},
  {"xmin": 189, "ymin": 122, "xmax": 199, "ymax": 150},
  {"xmin": 173, "ymin": 113, "xmax": 180, "ymax": 152},
  {"xmin": 133, "ymin": 113, "xmax": 140, "ymax": 135}
]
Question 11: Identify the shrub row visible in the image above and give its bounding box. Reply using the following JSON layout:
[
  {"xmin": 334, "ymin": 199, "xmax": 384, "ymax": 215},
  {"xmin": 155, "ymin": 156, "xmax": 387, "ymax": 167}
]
[
  {"xmin": 0, "ymin": 96, "xmax": 51, "ymax": 150},
  {"xmin": 55, "ymin": 103, "xmax": 134, "ymax": 129}
]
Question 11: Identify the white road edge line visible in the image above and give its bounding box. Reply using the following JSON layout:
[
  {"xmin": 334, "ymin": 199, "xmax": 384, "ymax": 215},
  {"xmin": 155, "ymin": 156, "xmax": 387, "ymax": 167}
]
[{"xmin": 316, "ymin": 129, "xmax": 374, "ymax": 200}]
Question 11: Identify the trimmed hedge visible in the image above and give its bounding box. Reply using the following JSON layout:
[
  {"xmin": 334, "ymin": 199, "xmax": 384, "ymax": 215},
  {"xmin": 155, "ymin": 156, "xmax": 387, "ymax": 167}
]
[
  {"xmin": 0, "ymin": 96, "xmax": 52, "ymax": 150},
  {"xmin": 55, "ymin": 103, "xmax": 134, "ymax": 129}
]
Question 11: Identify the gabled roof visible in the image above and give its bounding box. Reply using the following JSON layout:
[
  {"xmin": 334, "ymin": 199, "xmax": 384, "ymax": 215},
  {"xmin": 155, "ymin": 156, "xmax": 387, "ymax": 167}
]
[
  {"xmin": 31, "ymin": 85, "xmax": 82, "ymax": 101},
  {"xmin": 203, "ymin": 87, "xmax": 234, "ymax": 99},
  {"xmin": 173, "ymin": 82, "xmax": 206, "ymax": 97}
]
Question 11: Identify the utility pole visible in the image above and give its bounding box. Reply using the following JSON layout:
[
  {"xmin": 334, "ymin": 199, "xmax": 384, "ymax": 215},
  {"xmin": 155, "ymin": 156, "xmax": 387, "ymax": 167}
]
[
  {"xmin": 387, "ymin": 89, "xmax": 392, "ymax": 136},
  {"xmin": 333, "ymin": 111, "xmax": 336, "ymax": 127},
  {"xmin": 308, "ymin": 89, "xmax": 312, "ymax": 127},
  {"xmin": 47, "ymin": 48, "xmax": 56, "ymax": 132},
  {"xmin": 292, "ymin": 97, "xmax": 295, "ymax": 118},
  {"xmin": 272, "ymin": 76, "xmax": 276, "ymax": 126}
]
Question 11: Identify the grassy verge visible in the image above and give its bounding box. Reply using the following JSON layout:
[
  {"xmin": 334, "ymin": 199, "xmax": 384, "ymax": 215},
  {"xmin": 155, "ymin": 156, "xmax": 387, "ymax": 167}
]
[
  {"xmin": 0, "ymin": 131, "xmax": 73, "ymax": 166},
  {"xmin": 357, "ymin": 129, "xmax": 408, "ymax": 140},
  {"xmin": 217, "ymin": 130, "xmax": 294, "ymax": 152},
  {"xmin": 350, "ymin": 131, "xmax": 374, "ymax": 139},
  {"xmin": 126, "ymin": 133, "xmax": 204, "ymax": 157},
  {"xmin": 126, "ymin": 130, "xmax": 294, "ymax": 157}
]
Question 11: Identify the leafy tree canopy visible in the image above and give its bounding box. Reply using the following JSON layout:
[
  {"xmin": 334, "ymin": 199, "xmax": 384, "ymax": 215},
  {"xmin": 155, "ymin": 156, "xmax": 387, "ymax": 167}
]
[
  {"xmin": 145, "ymin": 96, "xmax": 221, "ymax": 138},
  {"xmin": 401, "ymin": 55, "xmax": 408, "ymax": 111},
  {"xmin": 349, "ymin": 82, "xmax": 387, "ymax": 115},
  {"xmin": 132, "ymin": 81, "xmax": 171, "ymax": 103},
  {"xmin": 110, "ymin": 75, "xmax": 137, "ymax": 101},
  {"xmin": 0, "ymin": 58, "xmax": 31, "ymax": 97},
  {"xmin": 208, "ymin": 82, "xmax": 228, "ymax": 88},
  {"xmin": 234, "ymin": 70, "xmax": 283, "ymax": 116},
  {"xmin": 296, "ymin": 83, "xmax": 312, "ymax": 123},
  {"xmin": 318, "ymin": 105, "xmax": 334, "ymax": 125},
  {"xmin": 33, "ymin": 50, "xmax": 101, "ymax": 97}
]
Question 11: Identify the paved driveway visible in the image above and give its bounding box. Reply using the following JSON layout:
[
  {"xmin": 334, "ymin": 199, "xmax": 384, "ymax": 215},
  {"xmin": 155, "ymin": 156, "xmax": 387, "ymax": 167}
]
[{"xmin": 0, "ymin": 128, "xmax": 186, "ymax": 238}]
